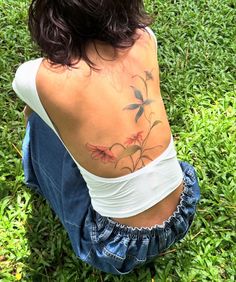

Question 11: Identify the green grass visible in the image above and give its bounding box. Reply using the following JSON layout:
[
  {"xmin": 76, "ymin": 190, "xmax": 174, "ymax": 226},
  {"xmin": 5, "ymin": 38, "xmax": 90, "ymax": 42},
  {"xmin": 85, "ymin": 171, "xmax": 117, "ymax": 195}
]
[{"xmin": 0, "ymin": 0, "xmax": 235, "ymax": 281}]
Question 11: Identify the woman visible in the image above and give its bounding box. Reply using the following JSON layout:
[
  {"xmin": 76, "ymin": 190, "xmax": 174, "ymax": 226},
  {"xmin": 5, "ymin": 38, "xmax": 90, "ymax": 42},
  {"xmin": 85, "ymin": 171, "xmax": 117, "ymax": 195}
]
[{"xmin": 12, "ymin": 0, "xmax": 200, "ymax": 275}]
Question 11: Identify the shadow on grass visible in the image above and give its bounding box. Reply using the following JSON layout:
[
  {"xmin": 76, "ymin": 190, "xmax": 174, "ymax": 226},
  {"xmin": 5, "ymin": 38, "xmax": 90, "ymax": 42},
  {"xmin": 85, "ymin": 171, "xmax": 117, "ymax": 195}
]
[{"xmin": 22, "ymin": 191, "xmax": 94, "ymax": 281}]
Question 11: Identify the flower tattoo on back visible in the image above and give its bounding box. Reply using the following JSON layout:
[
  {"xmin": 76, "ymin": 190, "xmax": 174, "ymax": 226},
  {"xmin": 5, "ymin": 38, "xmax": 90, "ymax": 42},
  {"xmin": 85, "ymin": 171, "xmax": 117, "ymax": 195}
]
[
  {"xmin": 86, "ymin": 144, "xmax": 116, "ymax": 164},
  {"xmin": 86, "ymin": 70, "xmax": 162, "ymax": 173},
  {"xmin": 124, "ymin": 131, "xmax": 143, "ymax": 146}
]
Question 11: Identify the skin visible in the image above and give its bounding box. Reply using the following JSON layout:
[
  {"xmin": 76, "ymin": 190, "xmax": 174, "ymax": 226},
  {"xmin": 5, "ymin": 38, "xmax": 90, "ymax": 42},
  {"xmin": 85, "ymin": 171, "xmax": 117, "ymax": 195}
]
[{"xmin": 27, "ymin": 29, "xmax": 183, "ymax": 227}]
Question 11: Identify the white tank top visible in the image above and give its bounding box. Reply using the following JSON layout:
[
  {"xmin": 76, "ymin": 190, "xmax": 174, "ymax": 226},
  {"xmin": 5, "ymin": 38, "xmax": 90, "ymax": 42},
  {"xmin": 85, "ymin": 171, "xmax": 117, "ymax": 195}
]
[{"xmin": 12, "ymin": 29, "xmax": 184, "ymax": 218}]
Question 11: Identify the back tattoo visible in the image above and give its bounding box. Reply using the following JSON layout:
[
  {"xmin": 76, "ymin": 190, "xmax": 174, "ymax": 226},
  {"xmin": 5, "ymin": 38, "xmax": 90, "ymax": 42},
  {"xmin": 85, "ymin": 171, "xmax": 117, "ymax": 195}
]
[{"xmin": 86, "ymin": 70, "xmax": 162, "ymax": 173}]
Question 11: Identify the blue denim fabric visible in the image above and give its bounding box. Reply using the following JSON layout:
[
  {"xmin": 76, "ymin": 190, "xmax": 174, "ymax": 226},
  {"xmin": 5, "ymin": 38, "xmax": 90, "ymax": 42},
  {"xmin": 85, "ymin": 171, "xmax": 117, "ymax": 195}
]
[{"xmin": 22, "ymin": 113, "xmax": 200, "ymax": 275}]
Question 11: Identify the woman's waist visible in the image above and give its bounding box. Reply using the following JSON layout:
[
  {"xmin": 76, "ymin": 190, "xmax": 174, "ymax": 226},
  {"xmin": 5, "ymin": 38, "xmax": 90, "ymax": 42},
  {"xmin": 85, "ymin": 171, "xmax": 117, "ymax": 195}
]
[
  {"xmin": 89, "ymin": 157, "xmax": 184, "ymax": 219},
  {"xmin": 111, "ymin": 181, "xmax": 184, "ymax": 228}
]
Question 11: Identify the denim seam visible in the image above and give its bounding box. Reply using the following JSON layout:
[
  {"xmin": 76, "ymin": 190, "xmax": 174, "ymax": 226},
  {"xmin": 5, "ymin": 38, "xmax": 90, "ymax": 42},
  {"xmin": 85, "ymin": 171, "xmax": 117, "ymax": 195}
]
[
  {"xmin": 102, "ymin": 245, "xmax": 124, "ymax": 261},
  {"xmin": 126, "ymin": 253, "xmax": 147, "ymax": 262},
  {"xmin": 84, "ymin": 246, "xmax": 94, "ymax": 262},
  {"xmin": 64, "ymin": 220, "xmax": 81, "ymax": 228},
  {"xmin": 31, "ymin": 157, "xmax": 62, "ymax": 194}
]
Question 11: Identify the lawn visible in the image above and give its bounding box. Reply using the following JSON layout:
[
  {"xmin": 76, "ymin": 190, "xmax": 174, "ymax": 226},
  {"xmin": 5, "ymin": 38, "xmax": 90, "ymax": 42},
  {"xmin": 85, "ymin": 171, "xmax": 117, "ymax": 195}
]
[{"xmin": 0, "ymin": 0, "xmax": 235, "ymax": 281}]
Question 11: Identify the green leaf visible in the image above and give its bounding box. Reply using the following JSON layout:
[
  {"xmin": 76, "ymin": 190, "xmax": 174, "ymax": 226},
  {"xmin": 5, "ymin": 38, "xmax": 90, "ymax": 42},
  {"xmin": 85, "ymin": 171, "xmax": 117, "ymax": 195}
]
[
  {"xmin": 121, "ymin": 167, "xmax": 133, "ymax": 173},
  {"xmin": 151, "ymin": 120, "xmax": 162, "ymax": 129},
  {"xmin": 135, "ymin": 106, "xmax": 144, "ymax": 123},
  {"xmin": 141, "ymin": 155, "xmax": 153, "ymax": 162},
  {"xmin": 117, "ymin": 145, "xmax": 141, "ymax": 161},
  {"xmin": 134, "ymin": 88, "xmax": 144, "ymax": 101},
  {"xmin": 143, "ymin": 99, "xmax": 155, "ymax": 106},
  {"xmin": 123, "ymin": 104, "xmax": 140, "ymax": 110}
]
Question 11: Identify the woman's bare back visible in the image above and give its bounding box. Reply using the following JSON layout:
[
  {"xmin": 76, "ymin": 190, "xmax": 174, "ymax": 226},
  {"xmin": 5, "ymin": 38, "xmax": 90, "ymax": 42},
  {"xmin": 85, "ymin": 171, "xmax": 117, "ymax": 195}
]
[{"xmin": 36, "ymin": 29, "xmax": 183, "ymax": 227}]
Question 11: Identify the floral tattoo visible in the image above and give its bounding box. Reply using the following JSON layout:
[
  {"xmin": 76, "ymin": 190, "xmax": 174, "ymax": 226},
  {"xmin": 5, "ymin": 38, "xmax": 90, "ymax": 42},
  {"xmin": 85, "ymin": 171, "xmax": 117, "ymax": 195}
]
[{"xmin": 86, "ymin": 70, "xmax": 162, "ymax": 173}]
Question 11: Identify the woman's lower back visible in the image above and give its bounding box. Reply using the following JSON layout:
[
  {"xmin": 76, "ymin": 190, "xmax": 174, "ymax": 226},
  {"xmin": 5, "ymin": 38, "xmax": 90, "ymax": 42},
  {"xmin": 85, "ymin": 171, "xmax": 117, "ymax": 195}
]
[{"xmin": 113, "ymin": 182, "xmax": 184, "ymax": 227}]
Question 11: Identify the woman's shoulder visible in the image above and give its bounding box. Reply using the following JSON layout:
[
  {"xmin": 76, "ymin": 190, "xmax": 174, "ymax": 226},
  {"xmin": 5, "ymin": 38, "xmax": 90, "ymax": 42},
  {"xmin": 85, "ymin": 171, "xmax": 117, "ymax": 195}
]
[
  {"xmin": 137, "ymin": 27, "xmax": 158, "ymax": 51},
  {"xmin": 14, "ymin": 58, "xmax": 43, "ymax": 78},
  {"xmin": 12, "ymin": 58, "xmax": 43, "ymax": 95},
  {"xmin": 36, "ymin": 59, "xmax": 88, "ymax": 101}
]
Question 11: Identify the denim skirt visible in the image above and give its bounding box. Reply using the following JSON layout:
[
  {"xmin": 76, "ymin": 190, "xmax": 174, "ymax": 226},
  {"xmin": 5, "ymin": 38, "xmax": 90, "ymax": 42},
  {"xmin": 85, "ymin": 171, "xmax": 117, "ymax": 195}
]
[{"xmin": 22, "ymin": 113, "xmax": 200, "ymax": 275}]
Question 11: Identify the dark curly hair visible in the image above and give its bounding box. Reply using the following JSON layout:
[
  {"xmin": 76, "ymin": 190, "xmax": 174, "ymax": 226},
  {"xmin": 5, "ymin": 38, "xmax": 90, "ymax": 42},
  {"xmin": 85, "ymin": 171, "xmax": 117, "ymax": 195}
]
[{"xmin": 28, "ymin": 0, "xmax": 153, "ymax": 68}]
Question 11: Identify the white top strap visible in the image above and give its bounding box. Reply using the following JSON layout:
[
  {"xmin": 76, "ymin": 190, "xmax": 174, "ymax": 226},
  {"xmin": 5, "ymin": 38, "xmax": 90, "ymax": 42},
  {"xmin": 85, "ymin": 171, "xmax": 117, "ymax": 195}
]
[{"xmin": 145, "ymin": 26, "xmax": 158, "ymax": 51}]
